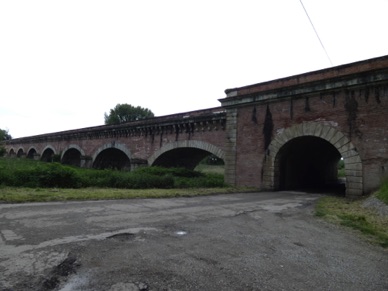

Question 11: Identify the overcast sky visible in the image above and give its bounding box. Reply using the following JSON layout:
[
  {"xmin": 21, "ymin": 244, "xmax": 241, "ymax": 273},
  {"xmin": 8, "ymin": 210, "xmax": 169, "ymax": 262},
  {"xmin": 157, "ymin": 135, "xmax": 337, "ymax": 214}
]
[{"xmin": 1, "ymin": 0, "xmax": 388, "ymax": 138}]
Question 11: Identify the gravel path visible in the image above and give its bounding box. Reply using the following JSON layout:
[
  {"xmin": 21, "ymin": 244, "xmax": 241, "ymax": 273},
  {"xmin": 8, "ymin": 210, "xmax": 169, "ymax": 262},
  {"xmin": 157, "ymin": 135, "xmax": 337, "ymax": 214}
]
[{"xmin": 362, "ymin": 196, "xmax": 388, "ymax": 217}]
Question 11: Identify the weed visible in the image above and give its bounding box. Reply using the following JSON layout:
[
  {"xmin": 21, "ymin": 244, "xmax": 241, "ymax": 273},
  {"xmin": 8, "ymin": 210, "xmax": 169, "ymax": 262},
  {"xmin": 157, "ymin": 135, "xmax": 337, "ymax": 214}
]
[
  {"xmin": 315, "ymin": 196, "xmax": 388, "ymax": 248},
  {"xmin": 376, "ymin": 178, "xmax": 388, "ymax": 204}
]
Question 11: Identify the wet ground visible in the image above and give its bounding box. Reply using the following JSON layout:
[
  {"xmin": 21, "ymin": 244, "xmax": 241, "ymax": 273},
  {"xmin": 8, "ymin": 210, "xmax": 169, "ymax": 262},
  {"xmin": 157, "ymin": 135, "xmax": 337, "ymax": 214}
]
[{"xmin": 0, "ymin": 191, "xmax": 387, "ymax": 290}]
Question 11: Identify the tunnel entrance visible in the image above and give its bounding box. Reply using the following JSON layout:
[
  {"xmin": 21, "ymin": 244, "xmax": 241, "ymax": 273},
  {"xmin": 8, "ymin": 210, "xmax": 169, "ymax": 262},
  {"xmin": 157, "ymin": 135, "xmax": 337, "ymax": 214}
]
[
  {"xmin": 17, "ymin": 149, "xmax": 24, "ymax": 157},
  {"xmin": 93, "ymin": 148, "xmax": 130, "ymax": 170},
  {"xmin": 62, "ymin": 148, "xmax": 82, "ymax": 167},
  {"xmin": 8, "ymin": 149, "xmax": 16, "ymax": 157},
  {"xmin": 275, "ymin": 136, "xmax": 344, "ymax": 194},
  {"xmin": 152, "ymin": 148, "xmax": 222, "ymax": 170},
  {"xmin": 41, "ymin": 148, "xmax": 55, "ymax": 162},
  {"xmin": 27, "ymin": 148, "xmax": 37, "ymax": 159}
]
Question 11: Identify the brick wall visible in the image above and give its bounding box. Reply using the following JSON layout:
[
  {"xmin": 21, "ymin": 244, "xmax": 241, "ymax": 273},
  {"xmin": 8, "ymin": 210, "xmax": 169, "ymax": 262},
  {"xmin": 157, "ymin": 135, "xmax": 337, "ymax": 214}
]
[{"xmin": 221, "ymin": 55, "xmax": 388, "ymax": 196}]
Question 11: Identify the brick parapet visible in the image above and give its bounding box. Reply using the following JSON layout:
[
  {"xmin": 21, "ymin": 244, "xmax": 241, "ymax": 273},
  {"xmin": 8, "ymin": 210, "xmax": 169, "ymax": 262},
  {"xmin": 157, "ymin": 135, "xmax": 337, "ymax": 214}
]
[
  {"xmin": 224, "ymin": 55, "xmax": 388, "ymax": 97},
  {"xmin": 6, "ymin": 107, "xmax": 226, "ymax": 145}
]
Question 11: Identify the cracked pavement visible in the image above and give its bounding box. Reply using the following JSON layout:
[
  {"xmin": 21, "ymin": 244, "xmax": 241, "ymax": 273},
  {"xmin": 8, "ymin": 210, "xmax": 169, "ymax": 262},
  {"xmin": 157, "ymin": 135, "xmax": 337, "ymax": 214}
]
[{"xmin": 0, "ymin": 191, "xmax": 387, "ymax": 290}]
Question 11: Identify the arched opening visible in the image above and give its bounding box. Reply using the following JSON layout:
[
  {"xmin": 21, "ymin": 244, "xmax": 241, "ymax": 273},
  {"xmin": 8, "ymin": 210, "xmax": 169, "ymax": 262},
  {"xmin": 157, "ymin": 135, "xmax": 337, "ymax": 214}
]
[
  {"xmin": 17, "ymin": 149, "xmax": 24, "ymax": 157},
  {"xmin": 152, "ymin": 148, "xmax": 223, "ymax": 170},
  {"xmin": 27, "ymin": 148, "xmax": 37, "ymax": 159},
  {"xmin": 8, "ymin": 149, "xmax": 16, "ymax": 157},
  {"xmin": 195, "ymin": 154, "xmax": 225, "ymax": 175},
  {"xmin": 262, "ymin": 123, "xmax": 363, "ymax": 197},
  {"xmin": 149, "ymin": 141, "xmax": 225, "ymax": 172},
  {"xmin": 41, "ymin": 148, "xmax": 55, "ymax": 162},
  {"xmin": 62, "ymin": 148, "xmax": 82, "ymax": 167},
  {"xmin": 93, "ymin": 148, "xmax": 130, "ymax": 170},
  {"xmin": 275, "ymin": 136, "xmax": 344, "ymax": 193}
]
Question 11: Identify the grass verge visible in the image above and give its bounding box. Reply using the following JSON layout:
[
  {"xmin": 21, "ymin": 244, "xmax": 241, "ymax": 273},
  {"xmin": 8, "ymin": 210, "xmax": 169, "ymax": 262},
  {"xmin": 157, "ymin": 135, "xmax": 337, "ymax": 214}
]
[
  {"xmin": 0, "ymin": 187, "xmax": 253, "ymax": 203},
  {"xmin": 315, "ymin": 195, "xmax": 388, "ymax": 248},
  {"xmin": 376, "ymin": 178, "xmax": 388, "ymax": 204}
]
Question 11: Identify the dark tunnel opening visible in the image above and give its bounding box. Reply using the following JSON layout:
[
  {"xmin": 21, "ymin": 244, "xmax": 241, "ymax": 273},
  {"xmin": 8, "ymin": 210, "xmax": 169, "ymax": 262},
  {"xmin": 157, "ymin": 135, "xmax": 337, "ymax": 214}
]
[
  {"xmin": 27, "ymin": 148, "xmax": 37, "ymax": 159},
  {"xmin": 275, "ymin": 136, "xmax": 345, "ymax": 195},
  {"xmin": 41, "ymin": 148, "xmax": 55, "ymax": 162},
  {"xmin": 93, "ymin": 148, "xmax": 130, "ymax": 170},
  {"xmin": 152, "ymin": 148, "xmax": 223, "ymax": 171},
  {"xmin": 62, "ymin": 148, "xmax": 82, "ymax": 167}
]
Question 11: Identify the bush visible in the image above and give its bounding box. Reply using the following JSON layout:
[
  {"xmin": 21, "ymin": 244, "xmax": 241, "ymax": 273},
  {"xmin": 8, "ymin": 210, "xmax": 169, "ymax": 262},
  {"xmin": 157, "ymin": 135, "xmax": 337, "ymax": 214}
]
[
  {"xmin": 0, "ymin": 158, "xmax": 224, "ymax": 189},
  {"xmin": 125, "ymin": 173, "xmax": 174, "ymax": 189},
  {"xmin": 134, "ymin": 166, "xmax": 204, "ymax": 178},
  {"xmin": 174, "ymin": 173, "xmax": 224, "ymax": 188},
  {"xmin": 37, "ymin": 163, "xmax": 80, "ymax": 188},
  {"xmin": 0, "ymin": 147, "xmax": 6, "ymax": 157},
  {"xmin": 11, "ymin": 163, "xmax": 80, "ymax": 188}
]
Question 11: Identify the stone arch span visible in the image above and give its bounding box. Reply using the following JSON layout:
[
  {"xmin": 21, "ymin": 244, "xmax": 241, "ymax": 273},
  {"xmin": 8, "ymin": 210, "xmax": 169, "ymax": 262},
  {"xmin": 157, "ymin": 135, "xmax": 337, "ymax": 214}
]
[
  {"xmin": 27, "ymin": 147, "xmax": 38, "ymax": 159},
  {"xmin": 41, "ymin": 145, "xmax": 56, "ymax": 162},
  {"xmin": 262, "ymin": 122, "xmax": 363, "ymax": 197},
  {"xmin": 92, "ymin": 143, "xmax": 131, "ymax": 170},
  {"xmin": 7, "ymin": 148, "xmax": 16, "ymax": 157},
  {"xmin": 17, "ymin": 147, "xmax": 25, "ymax": 157},
  {"xmin": 149, "ymin": 140, "xmax": 225, "ymax": 170},
  {"xmin": 61, "ymin": 145, "xmax": 86, "ymax": 167}
]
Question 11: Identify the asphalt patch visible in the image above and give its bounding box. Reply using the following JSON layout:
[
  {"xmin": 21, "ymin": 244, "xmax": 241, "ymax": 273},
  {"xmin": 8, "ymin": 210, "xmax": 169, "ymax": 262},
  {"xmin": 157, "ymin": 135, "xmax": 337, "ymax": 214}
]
[
  {"xmin": 40, "ymin": 253, "xmax": 80, "ymax": 291},
  {"xmin": 106, "ymin": 233, "xmax": 135, "ymax": 241}
]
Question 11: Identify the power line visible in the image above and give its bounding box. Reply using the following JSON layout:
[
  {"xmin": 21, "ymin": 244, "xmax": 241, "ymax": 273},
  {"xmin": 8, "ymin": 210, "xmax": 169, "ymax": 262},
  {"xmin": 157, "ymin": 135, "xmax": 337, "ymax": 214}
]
[{"xmin": 299, "ymin": 0, "xmax": 333, "ymax": 66}]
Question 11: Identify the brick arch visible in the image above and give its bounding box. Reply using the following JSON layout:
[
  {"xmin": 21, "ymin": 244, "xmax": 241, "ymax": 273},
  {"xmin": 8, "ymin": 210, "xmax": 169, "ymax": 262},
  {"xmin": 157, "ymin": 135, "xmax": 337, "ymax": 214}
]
[
  {"xmin": 148, "ymin": 140, "xmax": 225, "ymax": 166},
  {"xmin": 16, "ymin": 147, "xmax": 25, "ymax": 157},
  {"xmin": 27, "ymin": 146, "xmax": 38, "ymax": 159},
  {"xmin": 61, "ymin": 144, "xmax": 86, "ymax": 160},
  {"xmin": 41, "ymin": 145, "xmax": 56, "ymax": 162},
  {"xmin": 27, "ymin": 146, "xmax": 37, "ymax": 154},
  {"xmin": 7, "ymin": 147, "xmax": 16, "ymax": 157},
  {"xmin": 262, "ymin": 122, "xmax": 363, "ymax": 197},
  {"xmin": 42, "ymin": 145, "xmax": 57, "ymax": 155},
  {"xmin": 92, "ymin": 142, "xmax": 132, "ymax": 162}
]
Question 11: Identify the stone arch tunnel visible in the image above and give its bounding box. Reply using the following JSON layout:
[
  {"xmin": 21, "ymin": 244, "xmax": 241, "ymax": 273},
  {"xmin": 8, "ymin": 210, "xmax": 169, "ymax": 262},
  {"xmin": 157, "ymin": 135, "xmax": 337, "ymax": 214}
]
[
  {"xmin": 275, "ymin": 136, "xmax": 342, "ymax": 192},
  {"xmin": 149, "ymin": 140, "xmax": 225, "ymax": 170}
]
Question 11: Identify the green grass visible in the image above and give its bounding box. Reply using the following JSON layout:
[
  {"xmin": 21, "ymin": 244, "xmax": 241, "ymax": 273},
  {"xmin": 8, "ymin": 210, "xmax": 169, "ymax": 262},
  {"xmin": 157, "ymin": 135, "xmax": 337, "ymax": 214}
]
[
  {"xmin": 315, "ymin": 195, "xmax": 388, "ymax": 248},
  {"xmin": 376, "ymin": 178, "xmax": 388, "ymax": 204},
  {"xmin": 195, "ymin": 164, "xmax": 225, "ymax": 175},
  {"xmin": 337, "ymin": 159, "xmax": 345, "ymax": 178},
  {"xmin": 0, "ymin": 157, "xmax": 246, "ymax": 203},
  {"xmin": 0, "ymin": 187, "xmax": 248, "ymax": 203},
  {"xmin": 0, "ymin": 157, "xmax": 225, "ymax": 189}
]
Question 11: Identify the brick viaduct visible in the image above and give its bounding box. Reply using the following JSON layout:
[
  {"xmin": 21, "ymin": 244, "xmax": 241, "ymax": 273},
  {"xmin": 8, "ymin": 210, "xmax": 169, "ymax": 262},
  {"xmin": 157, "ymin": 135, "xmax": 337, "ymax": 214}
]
[{"xmin": 4, "ymin": 55, "xmax": 388, "ymax": 198}]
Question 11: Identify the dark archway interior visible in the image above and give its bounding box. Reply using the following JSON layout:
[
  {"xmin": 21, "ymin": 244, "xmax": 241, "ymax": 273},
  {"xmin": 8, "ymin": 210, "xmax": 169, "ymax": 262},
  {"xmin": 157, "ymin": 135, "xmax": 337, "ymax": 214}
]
[
  {"xmin": 153, "ymin": 148, "xmax": 214, "ymax": 170},
  {"xmin": 17, "ymin": 149, "xmax": 24, "ymax": 157},
  {"xmin": 276, "ymin": 136, "xmax": 344, "ymax": 193},
  {"xmin": 62, "ymin": 148, "xmax": 82, "ymax": 167},
  {"xmin": 8, "ymin": 149, "xmax": 16, "ymax": 157},
  {"xmin": 41, "ymin": 148, "xmax": 54, "ymax": 162},
  {"xmin": 27, "ymin": 149, "xmax": 37, "ymax": 159},
  {"xmin": 93, "ymin": 148, "xmax": 130, "ymax": 170}
]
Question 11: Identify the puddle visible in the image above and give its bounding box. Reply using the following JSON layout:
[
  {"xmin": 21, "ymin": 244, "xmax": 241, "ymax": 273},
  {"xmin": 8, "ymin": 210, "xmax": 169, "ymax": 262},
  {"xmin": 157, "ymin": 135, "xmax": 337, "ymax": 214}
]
[
  {"xmin": 106, "ymin": 232, "xmax": 135, "ymax": 241},
  {"xmin": 175, "ymin": 230, "xmax": 188, "ymax": 236},
  {"xmin": 59, "ymin": 273, "xmax": 90, "ymax": 291}
]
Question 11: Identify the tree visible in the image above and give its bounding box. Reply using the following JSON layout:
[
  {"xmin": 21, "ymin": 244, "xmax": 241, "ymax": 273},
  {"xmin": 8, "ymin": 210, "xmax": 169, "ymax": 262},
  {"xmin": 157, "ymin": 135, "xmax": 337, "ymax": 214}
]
[
  {"xmin": 0, "ymin": 129, "xmax": 11, "ymax": 157},
  {"xmin": 104, "ymin": 104, "xmax": 155, "ymax": 125},
  {"xmin": 0, "ymin": 129, "xmax": 11, "ymax": 141}
]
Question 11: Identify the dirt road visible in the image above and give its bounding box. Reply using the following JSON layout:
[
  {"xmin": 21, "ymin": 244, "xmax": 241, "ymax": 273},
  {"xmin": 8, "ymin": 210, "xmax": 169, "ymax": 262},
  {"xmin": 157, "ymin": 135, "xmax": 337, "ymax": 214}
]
[{"xmin": 0, "ymin": 191, "xmax": 387, "ymax": 290}]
